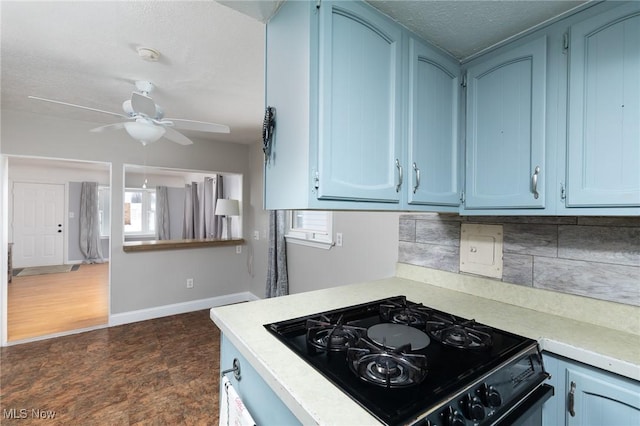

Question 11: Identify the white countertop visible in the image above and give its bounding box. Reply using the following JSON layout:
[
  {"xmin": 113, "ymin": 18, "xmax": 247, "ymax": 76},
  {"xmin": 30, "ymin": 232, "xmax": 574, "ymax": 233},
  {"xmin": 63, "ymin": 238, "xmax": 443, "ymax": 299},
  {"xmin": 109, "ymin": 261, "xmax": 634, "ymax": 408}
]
[{"xmin": 210, "ymin": 266, "xmax": 640, "ymax": 426}]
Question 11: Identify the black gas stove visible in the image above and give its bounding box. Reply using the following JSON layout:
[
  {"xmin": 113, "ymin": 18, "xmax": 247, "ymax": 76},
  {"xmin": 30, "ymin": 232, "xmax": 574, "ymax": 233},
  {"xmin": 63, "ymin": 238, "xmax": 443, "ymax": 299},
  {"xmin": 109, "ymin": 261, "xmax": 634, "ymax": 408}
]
[{"xmin": 264, "ymin": 296, "xmax": 552, "ymax": 426}]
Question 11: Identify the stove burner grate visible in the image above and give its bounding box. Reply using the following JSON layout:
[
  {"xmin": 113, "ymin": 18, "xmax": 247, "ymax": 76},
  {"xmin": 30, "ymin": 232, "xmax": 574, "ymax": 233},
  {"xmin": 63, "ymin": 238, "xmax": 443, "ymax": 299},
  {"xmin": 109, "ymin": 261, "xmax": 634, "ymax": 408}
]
[
  {"xmin": 426, "ymin": 313, "xmax": 492, "ymax": 350},
  {"xmin": 380, "ymin": 297, "xmax": 433, "ymax": 329},
  {"xmin": 306, "ymin": 315, "xmax": 366, "ymax": 352},
  {"xmin": 348, "ymin": 339, "xmax": 428, "ymax": 388}
]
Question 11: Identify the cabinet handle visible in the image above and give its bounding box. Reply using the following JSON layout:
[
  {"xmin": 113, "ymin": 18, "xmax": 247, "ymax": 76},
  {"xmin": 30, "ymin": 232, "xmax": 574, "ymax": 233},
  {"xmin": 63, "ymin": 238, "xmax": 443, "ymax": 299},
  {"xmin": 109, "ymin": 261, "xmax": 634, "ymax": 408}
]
[
  {"xmin": 532, "ymin": 166, "xmax": 541, "ymax": 199},
  {"xmin": 395, "ymin": 159, "xmax": 403, "ymax": 192},
  {"xmin": 568, "ymin": 381, "xmax": 576, "ymax": 417},
  {"xmin": 412, "ymin": 163, "xmax": 420, "ymax": 194}
]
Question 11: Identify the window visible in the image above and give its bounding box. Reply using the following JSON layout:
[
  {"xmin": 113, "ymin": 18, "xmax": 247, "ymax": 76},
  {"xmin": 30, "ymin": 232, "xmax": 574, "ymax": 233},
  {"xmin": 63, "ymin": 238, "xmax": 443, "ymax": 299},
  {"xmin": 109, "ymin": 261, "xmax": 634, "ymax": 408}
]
[
  {"xmin": 285, "ymin": 210, "xmax": 333, "ymax": 249},
  {"xmin": 98, "ymin": 186, "xmax": 110, "ymax": 238},
  {"xmin": 124, "ymin": 188, "xmax": 156, "ymax": 236}
]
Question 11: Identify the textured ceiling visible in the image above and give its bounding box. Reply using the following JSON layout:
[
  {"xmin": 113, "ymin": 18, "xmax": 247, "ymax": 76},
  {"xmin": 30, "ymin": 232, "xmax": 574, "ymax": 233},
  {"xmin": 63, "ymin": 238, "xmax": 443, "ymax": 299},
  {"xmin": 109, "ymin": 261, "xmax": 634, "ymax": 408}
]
[
  {"xmin": 367, "ymin": 0, "xmax": 588, "ymax": 59},
  {"xmin": 1, "ymin": 1, "xmax": 588, "ymax": 146},
  {"xmin": 1, "ymin": 1, "xmax": 266, "ymax": 145}
]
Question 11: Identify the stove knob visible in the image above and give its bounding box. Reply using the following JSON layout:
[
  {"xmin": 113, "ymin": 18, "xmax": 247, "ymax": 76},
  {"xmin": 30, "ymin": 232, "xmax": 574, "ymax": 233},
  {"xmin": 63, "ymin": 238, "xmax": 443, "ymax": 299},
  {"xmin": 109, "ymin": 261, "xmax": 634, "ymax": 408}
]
[
  {"xmin": 443, "ymin": 406, "xmax": 466, "ymax": 426},
  {"xmin": 480, "ymin": 383, "xmax": 502, "ymax": 408},
  {"xmin": 463, "ymin": 394, "xmax": 485, "ymax": 421}
]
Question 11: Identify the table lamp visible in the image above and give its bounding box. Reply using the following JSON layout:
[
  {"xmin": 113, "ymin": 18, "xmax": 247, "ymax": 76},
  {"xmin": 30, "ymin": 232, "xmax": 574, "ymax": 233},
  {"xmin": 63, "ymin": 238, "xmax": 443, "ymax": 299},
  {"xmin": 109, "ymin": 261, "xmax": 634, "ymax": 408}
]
[{"xmin": 215, "ymin": 199, "xmax": 239, "ymax": 239}]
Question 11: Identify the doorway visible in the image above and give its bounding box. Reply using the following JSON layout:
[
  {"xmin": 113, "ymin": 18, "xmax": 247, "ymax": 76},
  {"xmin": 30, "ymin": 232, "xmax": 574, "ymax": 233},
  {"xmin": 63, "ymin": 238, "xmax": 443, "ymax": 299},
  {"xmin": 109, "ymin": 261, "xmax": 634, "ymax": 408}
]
[
  {"xmin": 12, "ymin": 182, "xmax": 65, "ymax": 268},
  {"xmin": 5, "ymin": 156, "xmax": 110, "ymax": 343}
]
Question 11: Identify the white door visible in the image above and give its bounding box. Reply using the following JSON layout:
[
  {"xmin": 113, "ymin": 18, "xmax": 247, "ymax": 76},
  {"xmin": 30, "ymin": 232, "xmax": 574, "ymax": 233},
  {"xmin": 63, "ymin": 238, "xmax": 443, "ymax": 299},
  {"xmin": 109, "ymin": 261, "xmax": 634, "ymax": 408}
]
[{"xmin": 12, "ymin": 182, "xmax": 65, "ymax": 267}]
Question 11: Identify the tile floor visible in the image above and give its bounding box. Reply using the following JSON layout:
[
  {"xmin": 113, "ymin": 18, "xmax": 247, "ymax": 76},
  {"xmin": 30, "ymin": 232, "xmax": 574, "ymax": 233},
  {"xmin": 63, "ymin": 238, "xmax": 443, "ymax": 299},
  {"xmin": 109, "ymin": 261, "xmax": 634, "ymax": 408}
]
[{"xmin": 1, "ymin": 310, "xmax": 221, "ymax": 425}]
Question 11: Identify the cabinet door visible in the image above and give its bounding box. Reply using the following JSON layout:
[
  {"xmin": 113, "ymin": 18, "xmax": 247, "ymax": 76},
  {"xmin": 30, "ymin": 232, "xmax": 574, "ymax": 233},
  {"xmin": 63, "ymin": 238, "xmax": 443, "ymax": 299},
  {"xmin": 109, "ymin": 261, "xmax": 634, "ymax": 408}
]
[
  {"xmin": 407, "ymin": 38, "xmax": 460, "ymax": 206},
  {"xmin": 465, "ymin": 36, "xmax": 547, "ymax": 209},
  {"xmin": 566, "ymin": 3, "xmax": 640, "ymax": 207},
  {"xmin": 566, "ymin": 367, "xmax": 640, "ymax": 426},
  {"xmin": 317, "ymin": 1, "xmax": 402, "ymax": 203},
  {"xmin": 220, "ymin": 335, "xmax": 300, "ymax": 425}
]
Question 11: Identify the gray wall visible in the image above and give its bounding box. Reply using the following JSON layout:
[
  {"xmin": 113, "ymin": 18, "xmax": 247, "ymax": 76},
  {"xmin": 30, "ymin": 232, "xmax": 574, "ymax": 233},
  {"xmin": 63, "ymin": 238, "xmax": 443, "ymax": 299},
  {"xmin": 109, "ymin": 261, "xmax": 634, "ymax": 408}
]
[
  {"xmin": 3, "ymin": 111, "xmax": 400, "ymax": 318},
  {"xmin": 287, "ymin": 211, "xmax": 400, "ymax": 294},
  {"xmin": 246, "ymin": 142, "xmax": 399, "ymax": 297},
  {"xmin": 399, "ymin": 214, "xmax": 640, "ymax": 306},
  {"xmin": 2, "ymin": 110, "xmax": 252, "ymax": 314}
]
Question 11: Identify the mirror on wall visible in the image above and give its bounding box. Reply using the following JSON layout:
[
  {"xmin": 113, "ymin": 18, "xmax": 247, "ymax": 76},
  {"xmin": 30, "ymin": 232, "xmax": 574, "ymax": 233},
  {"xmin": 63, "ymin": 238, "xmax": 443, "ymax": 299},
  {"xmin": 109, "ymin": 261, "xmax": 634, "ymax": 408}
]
[{"xmin": 122, "ymin": 164, "xmax": 243, "ymax": 244}]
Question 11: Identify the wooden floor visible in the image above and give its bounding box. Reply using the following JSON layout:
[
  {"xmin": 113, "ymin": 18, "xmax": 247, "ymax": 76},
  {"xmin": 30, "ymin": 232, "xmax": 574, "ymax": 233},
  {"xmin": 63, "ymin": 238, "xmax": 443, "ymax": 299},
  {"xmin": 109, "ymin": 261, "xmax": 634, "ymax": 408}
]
[
  {"xmin": 0, "ymin": 310, "xmax": 221, "ymax": 425},
  {"xmin": 8, "ymin": 263, "xmax": 109, "ymax": 342}
]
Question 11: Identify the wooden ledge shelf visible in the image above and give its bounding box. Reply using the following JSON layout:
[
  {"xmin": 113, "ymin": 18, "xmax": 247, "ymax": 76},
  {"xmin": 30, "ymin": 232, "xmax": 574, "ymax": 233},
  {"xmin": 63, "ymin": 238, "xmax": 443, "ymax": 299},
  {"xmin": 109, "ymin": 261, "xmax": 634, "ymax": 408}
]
[{"xmin": 123, "ymin": 238, "xmax": 245, "ymax": 253}]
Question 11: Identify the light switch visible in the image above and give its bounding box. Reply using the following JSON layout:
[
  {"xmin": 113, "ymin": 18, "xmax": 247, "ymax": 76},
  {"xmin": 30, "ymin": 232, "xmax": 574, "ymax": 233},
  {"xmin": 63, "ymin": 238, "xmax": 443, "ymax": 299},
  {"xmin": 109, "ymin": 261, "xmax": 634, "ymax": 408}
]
[{"xmin": 459, "ymin": 223, "xmax": 503, "ymax": 279}]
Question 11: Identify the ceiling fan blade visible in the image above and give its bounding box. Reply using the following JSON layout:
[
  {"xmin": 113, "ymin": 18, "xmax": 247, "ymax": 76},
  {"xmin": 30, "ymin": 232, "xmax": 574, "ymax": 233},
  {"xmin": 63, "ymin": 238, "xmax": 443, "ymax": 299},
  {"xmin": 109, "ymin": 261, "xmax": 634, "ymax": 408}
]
[
  {"xmin": 163, "ymin": 118, "xmax": 230, "ymax": 134},
  {"xmin": 163, "ymin": 128, "xmax": 194, "ymax": 145},
  {"xmin": 28, "ymin": 96, "xmax": 130, "ymax": 119},
  {"xmin": 131, "ymin": 92, "xmax": 158, "ymax": 118},
  {"xmin": 90, "ymin": 122, "xmax": 127, "ymax": 133}
]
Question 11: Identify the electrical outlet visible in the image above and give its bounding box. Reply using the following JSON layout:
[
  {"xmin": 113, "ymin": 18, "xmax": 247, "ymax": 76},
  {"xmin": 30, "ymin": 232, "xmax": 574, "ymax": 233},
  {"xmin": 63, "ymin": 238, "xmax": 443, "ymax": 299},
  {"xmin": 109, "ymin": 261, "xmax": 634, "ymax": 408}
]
[
  {"xmin": 236, "ymin": 245, "xmax": 242, "ymax": 254},
  {"xmin": 336, "ymin": 232, "xmax": 343, "ymax": 247},
  {"xmin": 186, "ymin": 278, "xmax": 194, "ymax": 289}
]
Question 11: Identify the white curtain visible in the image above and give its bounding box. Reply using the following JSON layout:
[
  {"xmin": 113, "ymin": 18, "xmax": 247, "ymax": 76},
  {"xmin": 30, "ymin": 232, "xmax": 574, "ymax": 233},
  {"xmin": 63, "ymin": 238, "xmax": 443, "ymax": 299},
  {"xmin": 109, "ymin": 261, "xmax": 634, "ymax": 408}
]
[
  {"xmin": 79, "ymin": 182, "xmax": 104, "ymax": 263},
  {"xmin": 265, "ymin": 210, "xmax": 288, "ymax": 298},
  {"xmin": 156, "ymin": 186, "xmax": 170, "ymax": 240},
  {"xmin": 183, "ymin": 175, "xmax": 224, "ymax": 239}
]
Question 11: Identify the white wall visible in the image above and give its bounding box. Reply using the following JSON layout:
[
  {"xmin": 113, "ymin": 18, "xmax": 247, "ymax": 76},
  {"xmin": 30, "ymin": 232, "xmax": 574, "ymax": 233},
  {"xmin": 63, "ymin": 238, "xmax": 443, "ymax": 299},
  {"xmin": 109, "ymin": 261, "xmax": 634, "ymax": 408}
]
[{"xmin": 1, "ymin": 109, "xmax": 252, "ymax": 315}]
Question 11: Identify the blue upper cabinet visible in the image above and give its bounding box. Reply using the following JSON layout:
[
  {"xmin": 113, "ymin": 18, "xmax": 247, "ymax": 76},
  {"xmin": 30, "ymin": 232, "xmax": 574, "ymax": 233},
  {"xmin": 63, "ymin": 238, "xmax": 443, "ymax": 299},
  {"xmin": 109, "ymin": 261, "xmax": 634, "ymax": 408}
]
[
  {"xmin": 317, "ymin": 1, "xmax": 403, "ymax": 203},
  {"xmin": 265, "ymin": 0, "xmax": 639, "ymax": 215},
  {"xmin": 264, "ymin": 0, "xmax": 459, "ymax": 210},
  {"xmin": 407, "ymin": 37, "xmax": 461, "ymax": 209},
  {"xmin": 565, "ymin": 2, "xmax": 640, "ymax": 209},
  {"xmin": 463, "ymin": 36, "xmax": 547, "ymax": 211}
]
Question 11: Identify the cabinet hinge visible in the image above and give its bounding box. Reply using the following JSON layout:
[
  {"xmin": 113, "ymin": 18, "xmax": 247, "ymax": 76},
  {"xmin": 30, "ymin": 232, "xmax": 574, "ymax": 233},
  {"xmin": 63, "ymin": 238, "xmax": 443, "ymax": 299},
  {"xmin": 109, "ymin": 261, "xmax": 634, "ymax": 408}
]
[
  {"xmin": 313, "ymin": 171, "xmax": 320, "ymax": 190},
  {"xmin": 560, "ymin": 182, "xmax": 566, "ymax": 201},
  {"xmin": 562, "ymin": 33, "xmax": 569, "ymax": 53},
  {"xmin": 460, "ymin": 192, "xmax": 465, "ymax": 204},
  {"xmin": 461, "ymin": 72, "xmax": 467, "ymax": 88},
  {"xmin": 316, "ymin": 0, "xmax": 321, "ymax": 10}
]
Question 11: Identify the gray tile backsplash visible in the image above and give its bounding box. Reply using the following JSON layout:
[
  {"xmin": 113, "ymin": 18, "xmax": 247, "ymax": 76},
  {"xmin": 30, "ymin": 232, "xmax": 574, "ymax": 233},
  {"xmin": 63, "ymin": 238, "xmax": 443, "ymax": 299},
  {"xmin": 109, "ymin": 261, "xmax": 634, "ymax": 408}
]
[{"xmin": 398, "ymin": 214, "xmax": 640, "ymax": 307}]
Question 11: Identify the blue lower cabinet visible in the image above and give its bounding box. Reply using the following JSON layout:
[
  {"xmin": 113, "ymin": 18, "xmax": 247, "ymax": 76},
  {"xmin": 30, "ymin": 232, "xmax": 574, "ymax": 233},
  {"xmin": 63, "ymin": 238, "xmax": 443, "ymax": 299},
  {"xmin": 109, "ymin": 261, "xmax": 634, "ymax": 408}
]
[
  {"xmin": 543, "ymin": 353, "xmax": 640, "ymax": 426},
  {"xmin": 220, "ymin": 334, "xmax": 301, "ymax": 425}
]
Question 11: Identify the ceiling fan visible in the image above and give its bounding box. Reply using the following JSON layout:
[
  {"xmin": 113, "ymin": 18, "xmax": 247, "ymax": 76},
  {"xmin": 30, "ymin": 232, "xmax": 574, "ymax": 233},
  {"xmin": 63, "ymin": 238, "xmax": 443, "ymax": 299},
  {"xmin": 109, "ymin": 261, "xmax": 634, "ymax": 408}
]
[{"xmin": 28, "ymin": 80, "xmax": 230, "ymax": 146}]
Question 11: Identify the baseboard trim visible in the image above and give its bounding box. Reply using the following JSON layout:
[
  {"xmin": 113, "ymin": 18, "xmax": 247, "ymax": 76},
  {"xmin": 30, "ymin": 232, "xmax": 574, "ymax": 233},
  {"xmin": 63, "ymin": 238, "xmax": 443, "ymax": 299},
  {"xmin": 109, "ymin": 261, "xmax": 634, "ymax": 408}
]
[{"xmin": 109, "ymin": 292, "xmax": 260, "ymax": 327}]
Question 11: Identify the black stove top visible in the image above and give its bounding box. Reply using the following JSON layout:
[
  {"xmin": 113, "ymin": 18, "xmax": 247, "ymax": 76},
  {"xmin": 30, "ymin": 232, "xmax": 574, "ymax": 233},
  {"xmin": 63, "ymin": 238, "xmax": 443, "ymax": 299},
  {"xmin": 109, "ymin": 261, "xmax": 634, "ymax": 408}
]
[{"xmin": 264, "ymin": 296, "xmax": 549, "ymax": 426}]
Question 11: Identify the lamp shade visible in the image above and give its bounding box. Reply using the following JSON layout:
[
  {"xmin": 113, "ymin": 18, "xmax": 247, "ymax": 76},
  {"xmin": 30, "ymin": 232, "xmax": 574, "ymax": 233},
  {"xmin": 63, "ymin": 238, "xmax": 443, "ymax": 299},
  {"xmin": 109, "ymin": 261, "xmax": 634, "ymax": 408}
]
[
  {"xmin": 215, "ymin": 199, "xmax": 240, "ymax": 216},
  {"xmin": 124, "ymin": 119, "xmax": 166, "ymax": 145}
]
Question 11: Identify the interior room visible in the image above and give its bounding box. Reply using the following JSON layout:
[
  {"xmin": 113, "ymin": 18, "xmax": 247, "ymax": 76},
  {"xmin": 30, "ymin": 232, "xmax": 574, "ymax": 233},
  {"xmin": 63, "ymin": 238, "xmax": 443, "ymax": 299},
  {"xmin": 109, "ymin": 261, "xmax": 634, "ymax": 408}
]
[{"xmin": 1, "ymin": 1, "xmax": 638, "ymax": 425}]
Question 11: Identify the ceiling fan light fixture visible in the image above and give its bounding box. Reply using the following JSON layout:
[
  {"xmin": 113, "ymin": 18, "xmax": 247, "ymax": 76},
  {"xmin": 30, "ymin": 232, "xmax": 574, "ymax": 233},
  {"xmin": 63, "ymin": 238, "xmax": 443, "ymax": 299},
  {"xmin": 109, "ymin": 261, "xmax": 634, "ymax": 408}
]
[
  {"xmin": 136, "ymin": 46, "xmax": 160, "ymax": 62},
  {"xmin": 124, "ymin": 120, "xmax": 166, "ymax": 145}
]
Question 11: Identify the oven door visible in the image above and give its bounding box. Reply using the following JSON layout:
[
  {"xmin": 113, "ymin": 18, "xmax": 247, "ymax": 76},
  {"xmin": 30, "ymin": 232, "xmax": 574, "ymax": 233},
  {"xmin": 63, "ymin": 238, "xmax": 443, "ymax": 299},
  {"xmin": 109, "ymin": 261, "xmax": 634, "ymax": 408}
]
[{"xmin": 496, "ymin": 384, "xmax": 554, "ymax": 426}]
